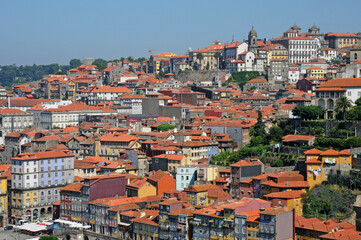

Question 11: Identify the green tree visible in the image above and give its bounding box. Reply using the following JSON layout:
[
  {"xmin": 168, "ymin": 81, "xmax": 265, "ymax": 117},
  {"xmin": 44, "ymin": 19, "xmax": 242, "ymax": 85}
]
[
  {"xmin": 214, "ymin": 52, "xmax": 222, "ymax": 69},
  {"xmin": 346, "ymin": 97, "xmax": 361, "ymax": 120},
  {"xmin": 302, "ymin": 185, "xmax": 356, "ymax": 220},
  {"xmin": 93, "ymin": 58, "xmax": 108, "ymax": 71},
  {"xmin": 69, "ymin": 59, "xmax": 81, "ymax": 69},
  {"xmin": 127, "ymin": 56, "xmax": 135, "ymax": 62},
  {"xmin": 250, "ymin": 136, "xmax": 264, "ymax": 146},
  {"xmin": 223, "ymin": 71, "xmax": 260, "ymax": 89},
  {"xmin": 292, "ymin": 105, "xmax": 325, "ymax": 120},
  {"xmin": 135, "ymin": 57, "xmax": 146, "ymax": 63},
  {"xmin": 335, "ymin": 97, "xmax": 353, "ymax": 120},
  {"xmin": 39, "ymin": 236, "xmax": 59, "ymax": 240},
  {"xmin": 196, "ymin": 53, "xmax": 204, "ymax": 70},
  {"xmin": 267, "ymin": 126, "xmax": 284, "ymax": 143},
  {"xmin": 157, "ymin": 124, "xmax": 176, "ymax": 132},
  {"xmin": 250, "ymin": 111, "xmax": 266, "ymax": 138}
]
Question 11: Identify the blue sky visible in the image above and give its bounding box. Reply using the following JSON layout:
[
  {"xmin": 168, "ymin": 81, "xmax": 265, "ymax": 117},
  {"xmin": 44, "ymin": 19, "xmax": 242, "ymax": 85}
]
[{"xmin": 1, "ymin": 0, "xmax": 361, "ymax": 65}]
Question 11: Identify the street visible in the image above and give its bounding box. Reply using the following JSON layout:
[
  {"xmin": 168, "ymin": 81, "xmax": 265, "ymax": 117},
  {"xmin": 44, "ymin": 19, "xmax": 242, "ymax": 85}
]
[{"xmin": 0, "ymin": 230, "xmax": 37, "ymax": 240}]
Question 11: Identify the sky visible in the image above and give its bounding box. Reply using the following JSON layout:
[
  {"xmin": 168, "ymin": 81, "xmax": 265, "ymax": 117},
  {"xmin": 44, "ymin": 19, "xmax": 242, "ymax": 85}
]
[{"xmin": 1, "ymin": 0, "xmax": 361, "ymax": 66}]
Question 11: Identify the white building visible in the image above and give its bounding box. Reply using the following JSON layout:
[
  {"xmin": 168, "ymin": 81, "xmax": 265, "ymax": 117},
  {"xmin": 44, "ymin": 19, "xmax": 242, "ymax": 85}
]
[
  {"xmin": 277, "ymin": 36, "xmax": 320, "ymax": 63},
  {"xmin": 315, "ymin": 78, "xmax": 361, "ymax": 118},
  {"xmin": 176, "ymin": 166, "xmax": 197, "ymax": 191},
  {"xmin": 115, "ymin": 95, "xmax": 144, "ymax": 115},
  {"xmin": 223, "ymin": 42, "xmax": 248, "ymax": 60},
  {"xmin": 288, "ymin": 68, "xmax": 300, "ymax": 84},
  {"xmin": 11, "ymin": 150, "xmax": 74, "ymax": 222},
  {"xmin": 318, "ymin": 48, "xmax": 340, "ymax": 62},
  {"xmin": 39, "ymin": 102, "xmax": 116, "ymax": 129},
  {"xmin": 87, "ymin": 86, "xmax": 133, "ymax": 105},
  {"xmin": 0, "ymin": 108, "xmax": 33, "ymax": 145}
]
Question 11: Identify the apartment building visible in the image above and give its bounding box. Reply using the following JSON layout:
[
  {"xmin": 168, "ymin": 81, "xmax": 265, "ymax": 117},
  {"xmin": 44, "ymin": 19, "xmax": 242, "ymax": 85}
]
[{"xmin": 11, "ymin": 150, "xmax": 74, "ymax": 223}]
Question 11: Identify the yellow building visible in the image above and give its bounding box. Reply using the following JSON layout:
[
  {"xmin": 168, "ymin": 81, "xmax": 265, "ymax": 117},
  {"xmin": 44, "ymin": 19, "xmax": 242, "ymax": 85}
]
[
  {"xmin": 184, "ymin": 184, "xmax": 220, "ymax": 207},
  {"xmin": 325, "ymin": 33, "xmax": 360, "ymax": 49},
  {"xmin": 150, "ymin": 52, "xmax": 176, "ymax": 74},
  {"xmin": 246, "ymin": 213, "xmax": 260, "ymax": 240},
  {"xmin": 126, "ymin": 178, "xmax": 157, "ymax": 198},
  {"xmin": 307, "ymin": 67, "xmax": 325, "ymax": 79},
  {"xmin": 0, "ymin": 176, "xmax": 7, "ymax": 226},
  {"xmin": 95, "ymin": 134, "xmax": 141, "ymax": 160},
  {"xmin": 264, "ymin": 190, "xmax": 305, "ymax": 216},
  {"xmin": 67, "ymin": 80, "xmax": 76, "ymax": 101},
  {"xmin": 305, "ymin": 148, "xmax": 352, "ymax": 189},
  {"xmin": 11, "ymin": 189, "xmax": 40, "ymax": 222},
  {"xmin": 132, "ymin": 210, "xmax": 159, "ymax": 240}
]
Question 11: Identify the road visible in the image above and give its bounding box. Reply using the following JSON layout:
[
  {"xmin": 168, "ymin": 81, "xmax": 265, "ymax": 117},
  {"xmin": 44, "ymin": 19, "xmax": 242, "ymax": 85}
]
[{"xmin": 0, "ymin": 230, "xmax": 37, "ymax": 240}]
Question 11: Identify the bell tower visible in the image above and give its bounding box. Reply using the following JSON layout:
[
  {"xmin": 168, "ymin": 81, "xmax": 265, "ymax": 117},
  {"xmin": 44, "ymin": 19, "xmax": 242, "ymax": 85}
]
[{"xmin": 248, "ymin": 26, "xmax": 258, "ymax": 54}]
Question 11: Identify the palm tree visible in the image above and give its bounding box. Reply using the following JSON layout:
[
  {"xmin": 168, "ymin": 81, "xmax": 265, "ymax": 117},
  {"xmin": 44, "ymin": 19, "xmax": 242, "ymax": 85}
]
[
  {"xmin": 335, "ymin": 97, "xmax": 353, "ymax": 120},
  {"xmin": 214, "ymin": 52, "xmax": 222, "ymax": 69},
  {"xmin": 196, "ymin": 53, "xmax": 204, "ymax": 70}
]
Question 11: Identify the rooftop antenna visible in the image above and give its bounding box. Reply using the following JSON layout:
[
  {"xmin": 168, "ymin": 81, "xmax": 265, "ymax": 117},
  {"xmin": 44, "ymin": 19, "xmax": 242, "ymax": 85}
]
[{"xmin": 232, "ymin": 34, "xmax": 235, "ymax": 43}]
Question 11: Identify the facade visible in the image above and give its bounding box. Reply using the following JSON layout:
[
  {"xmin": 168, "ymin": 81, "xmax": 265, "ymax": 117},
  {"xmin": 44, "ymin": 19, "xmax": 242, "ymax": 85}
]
[
  {"xmin": 11, "ymin": 150, "xmax": 74, "ymax": 223},
  {"xmin": 264, "ymin": 190, "xmax": 304, "ymax": 216},
  {"xmin": 96, "ymin": 133, "xmax": 140, "ymax": 160},
  {"xmin": 0, "ymin": 176, "xmax": 8, "ymax": 227},
  {"xmin": 259, "ymin": 207, "xmax": 294, "ymax": 240},
  {"xmin": 126, "ymin": 178, "xmax": 157, "ymax": 198},
  {"xmin": 204, "ymin": 120, "xmax": 255, "ymax": 148},
  {"xmin": 305, "ymin": 148, "xmax": 352, "ymax": 189},
  {"xmin": 184, "ymin": 184, "xmax": 221, "ymax": 207},
  {"xmin": 176, "ymin": 166, "xmax": 197, "ymax": 191},
  {"xmin": 315, "ymin": 78, "xmax": 361, "ymax": 118},
  {"xmin": 230, "ymin": 159, "xmax": 264, "ymax": 199},
  {"xmin": 276, "ymin": 36, "xmax": 320, "ymax": 64},
  {"xmin": 243, "ymin": 79, "xmax": 271, "ymax": 91},
  {"xmin": 0, "ymin": 108, "xmax": 33, "ymax": 145},
  {"xmin": 325, "ymin": 32, "xmax": 361, "ymax": 49},
  {"xmin": 59, "ymin": 175, "xmax": 127, "ymax": 224},
  {"xmin": 86, "ymin": 86, "xmax": 132, "ymax": 106}
]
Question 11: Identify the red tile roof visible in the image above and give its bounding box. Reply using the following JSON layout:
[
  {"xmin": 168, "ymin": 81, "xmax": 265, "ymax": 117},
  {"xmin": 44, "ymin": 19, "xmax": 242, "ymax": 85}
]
[
  {"xmin": 264, "ymin": 190, "xmax": 305, "ymax": 199},
  {"xmin": 12, "ymin": 150, "xmax": 74, "ymax": 160},
  {"xmin": 282, "ymin": 134, "xmax": 315, "ymax": 142}
]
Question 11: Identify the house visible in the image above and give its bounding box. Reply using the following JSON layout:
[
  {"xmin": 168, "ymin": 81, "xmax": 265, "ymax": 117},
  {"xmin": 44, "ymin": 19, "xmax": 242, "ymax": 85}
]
[
  {"xmin": 11, "ymin": 150, "xmax": 74, "ymax": 223},
  {"xmin": 176, "ymin": 166, "xmax": 197, "ymax": 191},
  {"xmin": 305, "ymin": 148, "xmax": 352, "ymax": 188},
  {"xmin": 260, "ymin": 171, "xmax": 309, "ymax": 196},
  {"xmin": 259, "ymin": 207, "xmax": 294, "ymax": 240},
  {"xmin": 315, "ymin": 78, "xmax": 361, "ymax": 118},
  {"xmin": 295, "ymin": 216, "xmax": 358, "ymax": 240},
  {"xmin": 147, "ymin": 170, "xmax": 176, "ymax": 196},
  {"xmin": 184, "ymin": 184, "xmax": 222, "ymax": 207},
  {"xmin": 126, "ymin": 178, "xmax": 157, "ymax": 198},
  {"xmin": 243, "ymin": 79, "xmax": 271, "ymax": 91},
  {"xmin": 264, "ymin": 190, "xmax": 305, "ymax": 216},
  {"xmin": 151, "ymin": 154, "xmax": 192, "ymax": 174},
  {"xmin": 204, "ymin": 120, "xmax": 256, "ymax": 147},
  {"xmin": 0, "ymin": 108, "xmax": 33, "ymax": 145},
  {"xmin": 96, "ymin": 134, "xmax": 141, "ymax": 160},
  {"xmin": 230, "ymin": 159, "xmax": 264, "ymax": 198}
]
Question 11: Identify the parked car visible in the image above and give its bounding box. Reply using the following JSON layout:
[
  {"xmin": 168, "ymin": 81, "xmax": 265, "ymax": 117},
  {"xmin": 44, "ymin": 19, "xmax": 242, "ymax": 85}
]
[{"xmin": 4, "ymin": 226, "xmax": 13, "ymax": 230}]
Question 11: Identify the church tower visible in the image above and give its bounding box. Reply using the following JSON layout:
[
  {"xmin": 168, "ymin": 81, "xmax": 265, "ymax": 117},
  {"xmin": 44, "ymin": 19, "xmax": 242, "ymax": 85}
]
[{"xmin": 248, "ymin": 26, "xmax": 258, "ymax": 55}]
